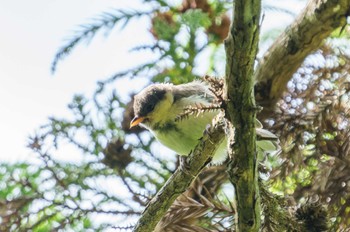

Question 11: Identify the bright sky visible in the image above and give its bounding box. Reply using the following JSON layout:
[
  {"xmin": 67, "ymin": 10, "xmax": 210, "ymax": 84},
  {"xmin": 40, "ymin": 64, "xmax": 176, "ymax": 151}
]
[
  {"xmin": 0, "ymin": 0, "xmax": 305, "ymax": 163},
  {"xmin": 0, "ymin": 0, "xmax": 153, "ymax": 162}
]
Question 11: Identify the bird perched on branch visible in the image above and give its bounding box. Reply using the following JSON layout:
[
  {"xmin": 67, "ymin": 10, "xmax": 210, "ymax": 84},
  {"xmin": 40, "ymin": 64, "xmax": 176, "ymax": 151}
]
[{"xmin": 130, "ymin": 81, "xmax": 278, "ymax": 164}]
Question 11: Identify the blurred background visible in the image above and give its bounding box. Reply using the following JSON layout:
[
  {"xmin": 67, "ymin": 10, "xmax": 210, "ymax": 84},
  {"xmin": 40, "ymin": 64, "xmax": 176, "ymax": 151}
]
[{"xmin": 1, "ymin": 0, "xmax": 350, "ymax": 231}]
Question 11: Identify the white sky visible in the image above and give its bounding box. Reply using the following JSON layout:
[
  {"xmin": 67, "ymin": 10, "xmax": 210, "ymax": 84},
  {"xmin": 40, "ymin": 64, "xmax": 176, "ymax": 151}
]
[
  {"xmin": 0, "ymin": 0, "xmax": 305, "ymax": 163},
  {"xmin": 0, "ymin": 0, "xmax": 152, "ymax": 162}
]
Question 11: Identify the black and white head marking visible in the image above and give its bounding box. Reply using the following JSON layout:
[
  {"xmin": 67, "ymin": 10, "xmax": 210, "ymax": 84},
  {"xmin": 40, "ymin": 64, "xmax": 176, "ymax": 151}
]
[{"xmin": 133, "ymin": 85, "xmax": 168, "ymax": 117}]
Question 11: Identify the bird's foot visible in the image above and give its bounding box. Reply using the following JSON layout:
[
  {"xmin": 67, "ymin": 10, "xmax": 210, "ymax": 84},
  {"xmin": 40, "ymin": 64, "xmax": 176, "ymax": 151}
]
[
  {"xmin": 179, "ymin": 156, "xmax": 194, "ymax": 177},
  {"xmin": 204, "ymin": 124, "xmax": 215, "ymax": 144}
]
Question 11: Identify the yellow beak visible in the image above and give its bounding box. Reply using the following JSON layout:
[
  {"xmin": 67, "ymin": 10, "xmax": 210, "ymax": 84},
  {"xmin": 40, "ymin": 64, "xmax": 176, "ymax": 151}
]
[{"xmin": 130, "ymin": 116, "xmax": 145, "ymax": 128}]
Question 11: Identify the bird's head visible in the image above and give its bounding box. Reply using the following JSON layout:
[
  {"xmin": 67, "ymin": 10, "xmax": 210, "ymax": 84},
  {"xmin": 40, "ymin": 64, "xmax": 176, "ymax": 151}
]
[{"xmin": 130, "ymin": 84, "xmax": 175, "ymax": 129}]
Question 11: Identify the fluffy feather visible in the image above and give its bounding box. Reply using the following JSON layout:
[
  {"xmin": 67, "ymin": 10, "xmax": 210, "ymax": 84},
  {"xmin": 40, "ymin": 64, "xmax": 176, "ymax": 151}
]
[{"xmin": 132, "ymin": 81, "xmax": 278, "ymax": 164}]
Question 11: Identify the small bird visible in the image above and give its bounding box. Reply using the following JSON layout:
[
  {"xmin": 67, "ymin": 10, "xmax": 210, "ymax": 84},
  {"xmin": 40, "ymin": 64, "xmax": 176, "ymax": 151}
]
[{"xmin": 130, "ymin": 81, "xmax": 278, "ymax": 164}]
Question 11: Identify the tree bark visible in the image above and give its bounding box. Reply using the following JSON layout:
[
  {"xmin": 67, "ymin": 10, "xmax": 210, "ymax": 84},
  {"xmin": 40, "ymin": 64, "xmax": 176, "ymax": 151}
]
[
  {"xmin": 133, "ymin": 122, "xmax": 225, "ymax": 232},
  {"xmin": 224, "ymin": 0, "xmax": 261, "ymax": 231}
]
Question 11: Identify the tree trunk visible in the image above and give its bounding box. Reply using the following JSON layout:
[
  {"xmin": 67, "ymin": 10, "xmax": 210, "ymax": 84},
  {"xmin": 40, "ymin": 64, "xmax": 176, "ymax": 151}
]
[{"xmin": 224, "ymin": 0, "xmax": 262, "ymax": 231}]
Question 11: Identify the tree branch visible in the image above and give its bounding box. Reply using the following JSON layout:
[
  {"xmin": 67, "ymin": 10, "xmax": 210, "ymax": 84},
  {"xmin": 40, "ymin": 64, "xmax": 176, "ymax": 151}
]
[
  {"xmin": 255, "ymin": 0, "xmax": 350, "ymax": 109},
  {"xmin": 224, "ymin": 0, "xmax": 261, "ymax": 231},
  {"xmin": 133, "ymin": 122, "xmax": 225, "ymax": 232}
]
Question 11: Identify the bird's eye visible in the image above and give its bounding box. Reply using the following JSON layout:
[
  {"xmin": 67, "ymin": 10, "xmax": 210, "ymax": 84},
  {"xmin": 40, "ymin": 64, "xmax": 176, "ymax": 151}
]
[{"xmin": 146, "ymin": 103, "xmax": 155, "ymax": 113}]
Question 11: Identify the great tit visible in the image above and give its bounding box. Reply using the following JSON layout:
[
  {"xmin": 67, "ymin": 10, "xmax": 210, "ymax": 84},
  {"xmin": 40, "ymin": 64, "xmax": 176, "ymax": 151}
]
[{"xmin": 130, "ymin": 81, "xmax": 278, "ymax": 164}]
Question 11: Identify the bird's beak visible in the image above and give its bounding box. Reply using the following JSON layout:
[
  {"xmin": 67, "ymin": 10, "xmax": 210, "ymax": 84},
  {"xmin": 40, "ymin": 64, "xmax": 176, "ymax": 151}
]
[{"xmin": 130, "ymin": 116, "xmax": 145, "ymax": 128}]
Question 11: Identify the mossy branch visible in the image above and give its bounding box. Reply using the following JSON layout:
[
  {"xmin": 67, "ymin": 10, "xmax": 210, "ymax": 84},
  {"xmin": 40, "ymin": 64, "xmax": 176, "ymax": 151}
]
[
  {"xmin": 133, "ymin": 122, "xmax": 225, "ymax": 232},
  {"xmin": 224, "ymin": 0, "xmax": 262, "ymax": 231},
  {"xmin": 255, "ymin": 0, "xmax": 350, "ymax": 109}
]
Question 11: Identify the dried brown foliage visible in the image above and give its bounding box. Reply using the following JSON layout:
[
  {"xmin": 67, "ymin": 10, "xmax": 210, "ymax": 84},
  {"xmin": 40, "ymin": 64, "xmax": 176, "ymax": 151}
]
[
  {"xmin": 268, "ymin": 44, "xmax": 350, "ymax": 230},
  {"xmin": 154, "ymin": 166, "xmax": 235, "ymax": 231}
]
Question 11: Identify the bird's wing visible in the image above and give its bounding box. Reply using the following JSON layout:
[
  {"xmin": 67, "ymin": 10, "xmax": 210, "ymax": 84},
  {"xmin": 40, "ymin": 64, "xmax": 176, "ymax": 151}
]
[{"xmin": 256, "ymin": 128, "xmax": 278, "ymax": 140}]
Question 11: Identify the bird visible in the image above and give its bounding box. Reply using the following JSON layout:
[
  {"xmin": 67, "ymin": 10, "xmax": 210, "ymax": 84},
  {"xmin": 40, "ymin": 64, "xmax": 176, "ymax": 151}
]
[{"xmin": 130, "ymin": 81, "xmax": 279, "ymax": 164}]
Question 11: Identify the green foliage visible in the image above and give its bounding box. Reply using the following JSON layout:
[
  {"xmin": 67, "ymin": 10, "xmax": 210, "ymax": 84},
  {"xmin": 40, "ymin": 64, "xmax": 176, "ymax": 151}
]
[
  {"xmin": 181, "ymin": 9, "xmax": 212, "ymax": 30},
  {"xmin": 51, "ymin": 9, "xmax": 152, "ymax": 73},
  {"xmin": 152, "ymin": 14, "xmax": 180, "ymax": 41},
  {"xmin": 0, "ymin": 86, "xmax": 176, "ymax": 230}
]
